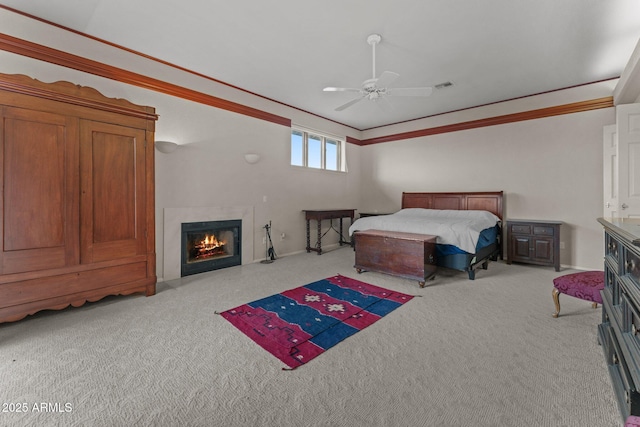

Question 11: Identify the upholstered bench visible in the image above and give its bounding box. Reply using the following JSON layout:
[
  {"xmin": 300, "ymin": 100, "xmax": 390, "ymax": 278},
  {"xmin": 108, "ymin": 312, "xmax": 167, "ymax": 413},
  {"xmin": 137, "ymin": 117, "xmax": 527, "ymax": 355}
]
[
  {"xmin": 626, "ymin": 416, "xmax": 640, "ymax": 427},
  {"xmin": 552, "ymin": 271, "xmax": 604, "ymax": 318}
]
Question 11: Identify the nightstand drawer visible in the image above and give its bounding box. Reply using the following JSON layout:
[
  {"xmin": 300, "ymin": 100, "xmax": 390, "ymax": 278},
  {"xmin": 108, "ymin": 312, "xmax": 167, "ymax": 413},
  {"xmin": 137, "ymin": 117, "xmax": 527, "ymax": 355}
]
[
  {"xmin": 510, "ymin": 224, "xmax": 531, "ymax": 234},
  {"xmin": 533, "ymin": 225, "xmax": 555, "ymax": 236}
]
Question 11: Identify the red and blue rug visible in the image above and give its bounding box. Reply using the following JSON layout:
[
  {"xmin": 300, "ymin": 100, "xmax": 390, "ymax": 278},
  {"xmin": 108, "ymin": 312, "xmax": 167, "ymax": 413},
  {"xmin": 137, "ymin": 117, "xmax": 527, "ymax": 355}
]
[{"xmin": 218, "ymin": 275, "xmax": 414, "ymax": 369}]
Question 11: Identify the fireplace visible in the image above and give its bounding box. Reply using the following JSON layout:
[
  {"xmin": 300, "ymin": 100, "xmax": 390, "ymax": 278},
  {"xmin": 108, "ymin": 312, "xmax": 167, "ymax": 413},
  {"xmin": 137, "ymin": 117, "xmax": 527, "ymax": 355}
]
[{"xmin": 181, "ymin": 220, "xmax": 241, "ymax": 277}]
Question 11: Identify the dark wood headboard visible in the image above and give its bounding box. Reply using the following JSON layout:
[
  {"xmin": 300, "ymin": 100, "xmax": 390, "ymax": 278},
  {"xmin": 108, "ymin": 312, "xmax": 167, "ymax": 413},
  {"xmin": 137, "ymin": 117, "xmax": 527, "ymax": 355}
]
[{"xmin": 401, "ymin": 191, "xmax": 504, "ymax": 220}]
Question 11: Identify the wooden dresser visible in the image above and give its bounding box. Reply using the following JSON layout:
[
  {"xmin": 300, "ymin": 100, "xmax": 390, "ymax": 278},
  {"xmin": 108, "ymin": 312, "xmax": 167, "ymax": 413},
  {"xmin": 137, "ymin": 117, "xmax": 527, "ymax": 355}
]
[
  {"xmin": 507, "ymin": 219, "xmax": 562, "ymax": 271},
  {"xmin": 0, "ymin": 73, "xmax": 158, "ymax": 323},
  {"xmin": 598, "ymin": 217, "xmax": 640, "ymax": 419}
]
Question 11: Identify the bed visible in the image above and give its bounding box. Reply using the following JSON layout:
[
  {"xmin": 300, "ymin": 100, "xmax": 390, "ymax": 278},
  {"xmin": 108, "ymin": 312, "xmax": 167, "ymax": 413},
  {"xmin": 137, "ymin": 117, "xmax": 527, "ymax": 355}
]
[{"xmin": 349, "ymin": 191, "xmax": 504, "ymax": 280}]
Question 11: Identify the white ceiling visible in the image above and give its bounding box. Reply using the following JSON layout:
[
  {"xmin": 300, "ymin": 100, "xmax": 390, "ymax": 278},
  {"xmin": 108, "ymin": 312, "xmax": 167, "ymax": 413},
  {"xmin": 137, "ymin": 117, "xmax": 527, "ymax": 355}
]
[{"xmin": 3, "ymin": 0, "xmax": 640, "ymax": 130}]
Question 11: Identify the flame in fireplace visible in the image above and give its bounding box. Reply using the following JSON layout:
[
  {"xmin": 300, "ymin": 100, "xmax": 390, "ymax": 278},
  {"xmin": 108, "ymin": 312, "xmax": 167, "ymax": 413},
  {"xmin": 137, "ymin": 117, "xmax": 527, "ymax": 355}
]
[{"xmin": 195, "ymin": 234, "xmax": 226, "ymax": 259}]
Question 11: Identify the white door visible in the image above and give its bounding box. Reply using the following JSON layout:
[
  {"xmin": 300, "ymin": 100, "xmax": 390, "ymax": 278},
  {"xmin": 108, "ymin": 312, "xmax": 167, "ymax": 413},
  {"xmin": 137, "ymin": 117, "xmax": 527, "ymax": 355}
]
[
  {"xmin": 603, "ymin": 124, "xmax": 618, "ymax": 217},
  {"xmin": 617, "ymin": 103, "xmax": 640, "ymax": 218}
]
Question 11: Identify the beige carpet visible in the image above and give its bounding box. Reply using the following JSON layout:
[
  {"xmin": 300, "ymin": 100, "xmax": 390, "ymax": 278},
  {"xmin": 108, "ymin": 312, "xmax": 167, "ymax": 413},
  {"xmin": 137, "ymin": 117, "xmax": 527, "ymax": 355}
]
[{"xmin": 0, "ymin": 247, "xmax": 621, "ymax": 426}]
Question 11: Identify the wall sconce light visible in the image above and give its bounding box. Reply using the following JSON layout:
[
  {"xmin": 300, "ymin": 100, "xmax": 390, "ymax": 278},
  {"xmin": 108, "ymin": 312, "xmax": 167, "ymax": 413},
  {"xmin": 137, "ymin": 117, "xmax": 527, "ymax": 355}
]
[
  {"xmin": 244, "ymin": 153, "xmax": 260, "ymax": 164},
  {"xmin": 155, "ymin": 140, "xmax": 178, "ymax": 154}
]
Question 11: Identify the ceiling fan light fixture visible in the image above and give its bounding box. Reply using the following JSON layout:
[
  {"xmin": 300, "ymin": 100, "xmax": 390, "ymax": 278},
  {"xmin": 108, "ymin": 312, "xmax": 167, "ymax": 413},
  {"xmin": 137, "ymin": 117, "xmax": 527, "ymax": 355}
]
[{"xmin": 367, "ymin": 34, "xmax": 382, "ymax": 46}]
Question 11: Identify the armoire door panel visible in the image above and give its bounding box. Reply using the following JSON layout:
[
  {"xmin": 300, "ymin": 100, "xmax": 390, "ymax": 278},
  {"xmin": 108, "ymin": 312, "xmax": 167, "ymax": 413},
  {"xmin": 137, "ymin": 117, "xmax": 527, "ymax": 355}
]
[
  {"xmin": 0, "ymin": 107, "xmax": 79, "ymax": 274},
  {"xmin": 80, "ymin": 120, "xmax": 146, "ymax": 264},
  {"xmin": 91, "ymin": 132, "xmax": 136, "ymax": 242},
  {"xmin": 5, "ymin": 120, "xmax": 65, "ymax": 249}
]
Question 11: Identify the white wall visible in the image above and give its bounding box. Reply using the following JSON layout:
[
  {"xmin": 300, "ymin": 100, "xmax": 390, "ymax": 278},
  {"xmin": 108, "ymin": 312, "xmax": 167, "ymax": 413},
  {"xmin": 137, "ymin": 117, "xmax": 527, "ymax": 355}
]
[
  {"xmin": 359, "ymin": 107, "xmax": 614, "ymax": 269},
  {"xmin": 153, "ymin": 97, "xmax": 363, "ymax": 275}
]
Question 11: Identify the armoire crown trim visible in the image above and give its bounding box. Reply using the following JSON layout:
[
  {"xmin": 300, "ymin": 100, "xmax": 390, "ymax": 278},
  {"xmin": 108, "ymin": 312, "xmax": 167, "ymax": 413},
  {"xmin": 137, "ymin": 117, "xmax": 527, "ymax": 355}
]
[{"xmin": 0, "ymin": 73, "xmax": 159, "ymax": 121}]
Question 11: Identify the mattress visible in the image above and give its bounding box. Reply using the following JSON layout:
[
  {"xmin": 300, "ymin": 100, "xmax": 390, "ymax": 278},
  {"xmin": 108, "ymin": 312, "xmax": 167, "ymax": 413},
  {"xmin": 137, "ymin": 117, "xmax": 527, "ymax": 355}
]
[
  {"xmin": 349, "ymin": 208, "xmax": 500, "ymax": 254},
  {"xmin": 437, "ymin": 225, "xmax": 498, "ymax": 256}
]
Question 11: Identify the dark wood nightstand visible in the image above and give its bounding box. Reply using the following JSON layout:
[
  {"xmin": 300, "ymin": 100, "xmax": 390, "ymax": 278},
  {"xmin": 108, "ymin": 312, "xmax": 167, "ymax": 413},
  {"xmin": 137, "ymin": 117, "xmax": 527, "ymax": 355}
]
[{"xmin": 507, "ymin": 219, "xmax": 562, "ymax": 271}]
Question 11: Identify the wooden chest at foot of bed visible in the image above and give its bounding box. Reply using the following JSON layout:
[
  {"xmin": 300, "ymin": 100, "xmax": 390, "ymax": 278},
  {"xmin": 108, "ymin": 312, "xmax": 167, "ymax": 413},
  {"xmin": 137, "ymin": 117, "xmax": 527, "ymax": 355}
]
[{"xmin": 354, "ymin": 230, "xmax": 437, "ymax": 287}]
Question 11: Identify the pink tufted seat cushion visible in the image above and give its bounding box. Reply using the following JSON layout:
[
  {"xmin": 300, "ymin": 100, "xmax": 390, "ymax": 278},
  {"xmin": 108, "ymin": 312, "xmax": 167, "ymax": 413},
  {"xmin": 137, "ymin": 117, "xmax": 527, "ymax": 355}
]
[
  {"xmin": 552, "ymin": 271, "xmax": 604, "ymax": 304},
  {"xmin": 626, "ymin": 416, "xmax": 640, "ymax": 427}
]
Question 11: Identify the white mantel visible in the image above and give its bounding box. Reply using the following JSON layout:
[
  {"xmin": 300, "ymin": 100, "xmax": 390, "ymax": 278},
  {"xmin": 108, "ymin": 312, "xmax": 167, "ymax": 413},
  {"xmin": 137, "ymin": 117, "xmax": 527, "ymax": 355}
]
[{"xmin": 163, "ymin": 206, "xmax": 254, "ymax": 280}]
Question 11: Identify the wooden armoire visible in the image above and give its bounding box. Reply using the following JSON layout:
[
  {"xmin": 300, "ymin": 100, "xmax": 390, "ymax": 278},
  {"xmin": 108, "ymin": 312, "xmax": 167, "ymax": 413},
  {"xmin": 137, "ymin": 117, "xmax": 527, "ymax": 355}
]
[{"xmin": 0, "ymin": 73, "xmax": 157, "ymax": 323}]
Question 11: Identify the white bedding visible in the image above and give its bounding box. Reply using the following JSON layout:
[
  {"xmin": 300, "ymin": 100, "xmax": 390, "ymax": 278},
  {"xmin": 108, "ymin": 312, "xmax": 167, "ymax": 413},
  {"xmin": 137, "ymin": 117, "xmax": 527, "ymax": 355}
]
[{"xmin": 349, "ymin": 208, "xmax": 500, "ymax": 254}]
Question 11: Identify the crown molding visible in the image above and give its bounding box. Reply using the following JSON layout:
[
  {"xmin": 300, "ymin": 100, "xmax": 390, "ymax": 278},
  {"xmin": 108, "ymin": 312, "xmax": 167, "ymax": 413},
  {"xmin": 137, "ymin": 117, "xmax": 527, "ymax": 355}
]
[
  {"xmin": 0, "ymin": 32, "xmax": 291, "ymax": 127},
  {"xmin": 354, "ymin": 97, "xmax": 614, "ymax": 146}
]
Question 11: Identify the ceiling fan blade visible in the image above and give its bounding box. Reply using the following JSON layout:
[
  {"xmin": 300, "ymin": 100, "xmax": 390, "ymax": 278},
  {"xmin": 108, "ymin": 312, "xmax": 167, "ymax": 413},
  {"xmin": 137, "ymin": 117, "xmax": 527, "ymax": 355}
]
[
  {"xmin": 323, "ymin": 35, "xmax": 435, "ymax": 113},
  {"xmin": 387, "ymin": 87, "xmax": 433, "ymax": 97},
  {"xmin": 323, "ymin": 87, "xmax": 361, "ymax": 92},
  {"xmin": 335, "ymin": 95, "xmax": 367, "ymax": 111},
  {"xmin": 375, "ymin": 71, "xmax": 399, "ymax": 88}
]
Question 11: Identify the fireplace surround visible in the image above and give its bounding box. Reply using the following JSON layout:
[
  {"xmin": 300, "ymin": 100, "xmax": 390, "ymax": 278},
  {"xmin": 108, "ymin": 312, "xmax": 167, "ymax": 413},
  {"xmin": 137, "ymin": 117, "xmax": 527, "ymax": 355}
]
[
  {"xmin": 181, "ymin": 220, "xmax": 241, "ymax": 276},
  {"xmin": 162, "ymin": 206, "xmax": 254, "ymax": 281}
]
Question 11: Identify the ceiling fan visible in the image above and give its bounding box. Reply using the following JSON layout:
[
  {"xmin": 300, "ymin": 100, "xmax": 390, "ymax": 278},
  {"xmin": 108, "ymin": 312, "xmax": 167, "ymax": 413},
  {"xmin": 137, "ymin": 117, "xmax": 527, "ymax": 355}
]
[{"xmin": 323, "ymin": 34, "xmax": 433, "ymax": 111}]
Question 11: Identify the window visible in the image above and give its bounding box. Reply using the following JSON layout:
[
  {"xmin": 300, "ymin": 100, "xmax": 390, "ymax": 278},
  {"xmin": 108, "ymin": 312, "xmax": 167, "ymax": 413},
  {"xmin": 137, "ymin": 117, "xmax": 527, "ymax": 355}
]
[{"xmin": 290, "ymin": 127, "xmax": 345, "ymax": 171}]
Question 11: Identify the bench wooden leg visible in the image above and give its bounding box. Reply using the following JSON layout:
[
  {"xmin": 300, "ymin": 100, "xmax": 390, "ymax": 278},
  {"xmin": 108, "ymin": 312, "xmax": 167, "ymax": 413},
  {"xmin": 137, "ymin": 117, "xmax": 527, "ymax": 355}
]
[{"xmin": 552, "ymin": 287, "xmax": 561, "ymax": 318}]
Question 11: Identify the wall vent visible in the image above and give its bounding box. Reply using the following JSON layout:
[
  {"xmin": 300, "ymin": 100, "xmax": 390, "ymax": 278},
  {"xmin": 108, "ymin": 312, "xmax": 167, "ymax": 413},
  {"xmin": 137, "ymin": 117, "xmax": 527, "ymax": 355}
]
[{"xmin": 435, "ymin": 81, "xmax": 454, "ymax": 90}]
